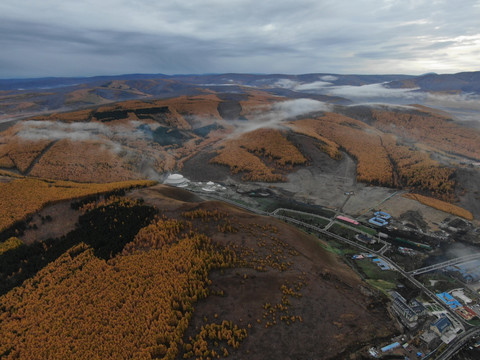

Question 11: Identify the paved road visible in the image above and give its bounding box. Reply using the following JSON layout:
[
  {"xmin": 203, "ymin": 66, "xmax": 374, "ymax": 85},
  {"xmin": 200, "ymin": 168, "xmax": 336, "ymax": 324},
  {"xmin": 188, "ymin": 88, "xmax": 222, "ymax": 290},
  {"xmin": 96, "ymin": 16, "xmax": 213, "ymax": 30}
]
[
  {"xmin": 378, "ymin": 243, "xmax": 390, "ymax": 255},
  {"xmin": 272, "ymin": 208, "xmax": 331, "ymax": 223},
  {"xmin": 435, "ymin": 327, "xmax": 480, "ymax": 360},
  {"xmin": 195, "ymin": 192, "xmax": 269, "ymax": 216}
]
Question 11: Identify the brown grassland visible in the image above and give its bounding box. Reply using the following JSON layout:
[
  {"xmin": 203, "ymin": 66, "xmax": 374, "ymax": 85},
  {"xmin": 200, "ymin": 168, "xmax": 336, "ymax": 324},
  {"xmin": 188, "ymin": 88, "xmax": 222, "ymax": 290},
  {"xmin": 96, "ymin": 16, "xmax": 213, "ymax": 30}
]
[
  {"xmin": 30, "ymin": 94, "xmax": 225, "ymax": 130},
  {"xmin": 381, "ymin": 135, "xmax": 456, "ymax": 201}
]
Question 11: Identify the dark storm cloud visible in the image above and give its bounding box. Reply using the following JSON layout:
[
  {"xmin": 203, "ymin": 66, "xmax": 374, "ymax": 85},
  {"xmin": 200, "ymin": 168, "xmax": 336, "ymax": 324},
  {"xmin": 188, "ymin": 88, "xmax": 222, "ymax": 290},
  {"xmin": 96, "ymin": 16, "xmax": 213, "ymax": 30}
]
[{"xmin": 0, "ymin": 0, "xmax": 479, "ymax": 77}]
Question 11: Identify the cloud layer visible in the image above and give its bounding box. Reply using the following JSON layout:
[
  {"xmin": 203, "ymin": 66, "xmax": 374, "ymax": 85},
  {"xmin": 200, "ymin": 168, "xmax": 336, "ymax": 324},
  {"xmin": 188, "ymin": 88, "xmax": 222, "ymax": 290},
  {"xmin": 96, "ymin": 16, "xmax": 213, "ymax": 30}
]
[
  {"xmin": 16, "ymin": 120, "xmax": 146, "ymax": 143},
  {"xmin": 231, "ymin": 98, "xmax": 331, "ymax": 135},
  {"xmin": 1, "ymin": 1, "xmax": 479, "ymax": 77}
]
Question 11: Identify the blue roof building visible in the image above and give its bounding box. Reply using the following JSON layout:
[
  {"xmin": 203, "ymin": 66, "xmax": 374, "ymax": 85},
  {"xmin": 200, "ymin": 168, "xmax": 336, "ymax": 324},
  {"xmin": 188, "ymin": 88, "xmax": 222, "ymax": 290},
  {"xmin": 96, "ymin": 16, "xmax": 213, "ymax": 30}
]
[
  {"xmin": 381, "ymin": 342, "xmax": 400, "ymax": 352},
  {"xmin": 390, "ymin": 291, "xmax": 418, "ymax": 325},
  {"xmin": 410, "ymin": 299, "xmax": 427, "ymax": 316},
  {"xmin": 369, "ymin": 217, "xmax": 388, "ymax": 227},
  {"xmin": 372, "ymin": 258, "xmax": 390, "ymax": 270},
  {"xmin": 436, "ymin": 292, "xmax": 461, "ymax": 309},
  {"xmin": 430, "ymin": 316, "xmax": 452, "ymax": 336},
  {"xmin": 375, "ymin": 211, "xmax": 392, "ymax": 220}
]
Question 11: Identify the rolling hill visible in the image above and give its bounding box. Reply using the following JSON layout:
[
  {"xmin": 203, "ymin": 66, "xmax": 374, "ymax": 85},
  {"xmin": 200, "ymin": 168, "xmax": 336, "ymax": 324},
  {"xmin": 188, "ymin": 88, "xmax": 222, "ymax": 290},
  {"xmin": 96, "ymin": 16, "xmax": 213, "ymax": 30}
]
[{"xmin": 1, "ymin": 71, "xmax": 480, "ymax": 359}]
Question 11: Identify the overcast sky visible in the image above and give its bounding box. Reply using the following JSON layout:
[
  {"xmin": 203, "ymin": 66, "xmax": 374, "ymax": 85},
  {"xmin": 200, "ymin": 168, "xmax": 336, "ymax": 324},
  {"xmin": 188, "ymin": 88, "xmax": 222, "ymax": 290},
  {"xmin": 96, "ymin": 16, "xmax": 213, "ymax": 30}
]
[{"xmin": 1, "ymin": 0, "xmax": 479, "ymax": 78}]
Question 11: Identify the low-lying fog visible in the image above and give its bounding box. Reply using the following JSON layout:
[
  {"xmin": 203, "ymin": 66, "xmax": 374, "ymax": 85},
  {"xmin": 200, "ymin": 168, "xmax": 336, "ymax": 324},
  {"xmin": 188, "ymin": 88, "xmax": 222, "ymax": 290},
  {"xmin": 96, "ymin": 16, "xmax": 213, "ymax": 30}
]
[{"xmin": 273, "ymin": 77, "xmax": 480, "ymax": 123}]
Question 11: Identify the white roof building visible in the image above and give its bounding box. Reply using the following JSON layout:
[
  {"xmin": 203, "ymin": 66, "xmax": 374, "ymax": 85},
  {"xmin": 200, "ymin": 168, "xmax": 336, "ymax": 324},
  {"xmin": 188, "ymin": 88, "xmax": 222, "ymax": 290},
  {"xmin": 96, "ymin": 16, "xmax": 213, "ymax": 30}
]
[{"xmin": 164, "ymin": 174, "xmax": 189, "ymax": 187}]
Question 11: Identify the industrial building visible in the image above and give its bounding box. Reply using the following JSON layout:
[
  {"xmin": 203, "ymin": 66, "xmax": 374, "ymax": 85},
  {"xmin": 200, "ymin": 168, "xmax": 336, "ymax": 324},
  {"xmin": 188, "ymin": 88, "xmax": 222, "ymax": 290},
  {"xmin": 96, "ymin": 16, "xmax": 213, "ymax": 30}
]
[
  {"xmin": 381, "ymin": 342, "xmax": 400, "ymax": 353},
  {"xmin": 375, "ymin": 211, "xmax": 391, "ymax": 220},
  {"xmin": 430, "ymin": 316, "xmax": 452, "ymax": 336},
  {"xmin": 451, "ymin": 289, "xmax": 472, "ymax": 304},
  {"xmin": 436, "ymin": 292, "xmax": 462, "ymax": 309},
  {"xmin": 369, "ymin": 211, "xmax": 391, "ymax": 227},
  {"xmin": 369, "ymin": 217, "xmax": 388, "ymax": 227},
  {"xmin": 446, "ymin": 259, "xmax": 480, "ymax": 283},
  {"xmin": 336, "ymin": 215, "xmax": 359, "ymax": 225},
  {"xmin": 390, "ymin": 291, "xmax": 418, "ymax": 327},
  {"xmin": 409, "ymin": 299, "xmax": 427, "ymax": 316},
  {"xmin": 372, "ymin": 258, "xmax": 390, "ymax": 270},
  {"xmin": 355, "ymin": 233, "xmax": 375, "ymax": 244}
]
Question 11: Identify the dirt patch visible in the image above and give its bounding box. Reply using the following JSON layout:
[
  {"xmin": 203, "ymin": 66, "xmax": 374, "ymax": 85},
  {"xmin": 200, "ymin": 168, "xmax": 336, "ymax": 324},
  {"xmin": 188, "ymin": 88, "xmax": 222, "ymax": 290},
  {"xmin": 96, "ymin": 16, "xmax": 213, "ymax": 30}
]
[
  {"xmin": 270, "ymin": 134, "xmax": 358, "ymax": 208},
  {"xmin": 375, "ymin": 195, "xmax": 450, "ymax": 232},
  {"xmin": 20, "ymin": 201, "xmax": 80, "ymax": 245},
  {"xmin": 399, "ymin": 210, "xmax": 428, "ymax": 231},
  {"xmin": 343, "ymin": 186, "xmax": 397, "ymax": 216},
  {"xmin": 181, "ymin": 148, "xmax": 235, "ymax": 182}
]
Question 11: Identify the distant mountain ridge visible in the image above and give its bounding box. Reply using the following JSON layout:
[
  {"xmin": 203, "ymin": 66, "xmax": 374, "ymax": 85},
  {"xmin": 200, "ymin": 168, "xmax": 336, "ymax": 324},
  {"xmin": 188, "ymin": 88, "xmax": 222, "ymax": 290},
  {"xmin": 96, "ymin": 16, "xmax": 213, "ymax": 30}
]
[
  {"xmin": 386, "ymin": 71, "xmax": 480, "ymax": 93},
  {"xmin": 0, "ymin": 72, "xmax": 414, "ymax": 91},
  {"xmin": 1, "ymin": 71, "xmax": 479, "ymax": 97},
  {"xmin": 1, "ymin": 70, "xmax": 479, "ymax": 125}
]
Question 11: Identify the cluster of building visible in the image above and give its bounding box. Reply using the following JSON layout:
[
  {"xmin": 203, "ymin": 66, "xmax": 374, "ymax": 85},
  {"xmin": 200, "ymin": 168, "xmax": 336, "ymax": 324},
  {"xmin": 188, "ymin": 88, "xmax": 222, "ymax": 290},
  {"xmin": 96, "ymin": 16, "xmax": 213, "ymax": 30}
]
[
  {"xmin": 369, "ymin": 211, "xmax": 391, "ymax": 227},
  {"xmin": 437, "ymin": 291, "xmax": 478, "ymax": 321},
  {"xmin": 354, "ymin": 233, "xmax": 376, "ymax": 245},
  {"xmin": 420, "ymin": 315, "xmax": 459, "ymax": 346},
  {"xmin": 352, "ymin": 253, "xmax": 391, "ymax": 271},
  {"xmin": 373, "ymin": 311, "xmax": 458, "ymax": 358},
  {"xmin": 398, "ymin": 246, "xmax": 419, "ymax": 256},
  {"xmin": 385, "ymin": 289, "xmax": 476, "ymax": 353},
  {"xmin": 390, "ymin": 291, "xmax": 426, "ymax": 329}
]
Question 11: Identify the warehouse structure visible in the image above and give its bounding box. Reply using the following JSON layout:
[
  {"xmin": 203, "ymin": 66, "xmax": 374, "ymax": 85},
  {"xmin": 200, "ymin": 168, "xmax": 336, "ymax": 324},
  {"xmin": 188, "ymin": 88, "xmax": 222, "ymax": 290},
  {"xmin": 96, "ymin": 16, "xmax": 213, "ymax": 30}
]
[{"xmin": 390, "ymin": 291, "xmax": 418, "ymax": 328}]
